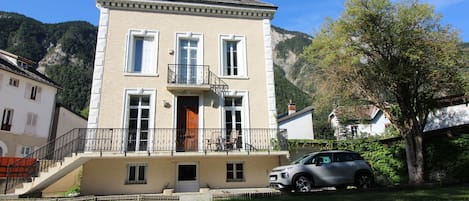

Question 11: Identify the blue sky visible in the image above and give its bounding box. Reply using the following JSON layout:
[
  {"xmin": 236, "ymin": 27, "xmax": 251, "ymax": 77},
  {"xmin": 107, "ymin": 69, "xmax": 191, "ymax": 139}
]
[{"xmin": 0, "ymin": 0, "xmax": 468, "ymax": 41}]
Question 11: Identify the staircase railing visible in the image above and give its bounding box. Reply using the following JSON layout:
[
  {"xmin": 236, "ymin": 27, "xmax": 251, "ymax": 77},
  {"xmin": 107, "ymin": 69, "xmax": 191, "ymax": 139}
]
[{"xmin": 3, "ymin": 128, "xmax": 87, "ymax": 194}]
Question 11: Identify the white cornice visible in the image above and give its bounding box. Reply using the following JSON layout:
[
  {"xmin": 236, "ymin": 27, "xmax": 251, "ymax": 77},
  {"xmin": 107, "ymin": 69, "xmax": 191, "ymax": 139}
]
[{"xmin": 97, "ymin": 0, "xmax": 276, "ymax": 20}]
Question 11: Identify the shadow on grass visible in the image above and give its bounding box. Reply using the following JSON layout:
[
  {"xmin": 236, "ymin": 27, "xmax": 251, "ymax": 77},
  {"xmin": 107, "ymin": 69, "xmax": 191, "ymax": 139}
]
[{"xmin": 228, "ymin": 186, "xmax": 469, "ymax": 201}]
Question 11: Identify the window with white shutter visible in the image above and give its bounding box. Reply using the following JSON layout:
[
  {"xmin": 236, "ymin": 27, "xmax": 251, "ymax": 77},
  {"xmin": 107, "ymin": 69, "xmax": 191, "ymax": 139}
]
[{"xmin": 125, "ymin": 30, "xmax": 159, "ymax": 75}]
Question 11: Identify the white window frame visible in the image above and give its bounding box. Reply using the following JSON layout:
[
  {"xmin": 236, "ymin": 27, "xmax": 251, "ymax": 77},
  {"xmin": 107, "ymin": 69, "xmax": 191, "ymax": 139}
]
[
  {"xmin": 219, "ymin": 34, "xmax": 247, "ymax": 78},
  {"xmin": 175, "ymin": 32, "xmax": 204, "ymax": 66},
  {"xmin": 124, "ymin": 29, "xmax": 159, "ymax": 76},
  {"xmin": 226, "ymin": 161, "xmax": 245, "ymax": 182},
  {"xmin": 1, "ymin": 108, "xmax": 14, "ymax": 131},
  {"xmin": 25, "ymin": 112, "xmax": 38, "ymax": 135},
  {"xmin": 126, "ymin": 163, "xmax": 147, "ymax": 184},
  {"xmin": 222, "ymin": 90, "xmax": 250, "ymax": 148},
  {"xmin": 122, "ymin": 88, "xmax": 156, "ymax": 152}
]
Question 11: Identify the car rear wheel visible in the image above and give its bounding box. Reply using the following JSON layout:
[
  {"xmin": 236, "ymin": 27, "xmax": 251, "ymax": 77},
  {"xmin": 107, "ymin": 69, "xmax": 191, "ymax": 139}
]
[
  {"xmin": 294, "ymin": 175, "xmax": 312, "ymax": 192},
  {"xmin": 355, "ymin": 173, "xmax": 372, "ymax": 190}
]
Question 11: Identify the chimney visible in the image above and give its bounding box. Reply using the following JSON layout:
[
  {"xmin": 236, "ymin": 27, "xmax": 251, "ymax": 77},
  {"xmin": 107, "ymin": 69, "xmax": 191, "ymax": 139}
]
[{"xmin": 288, "ymin": 100, "xmax": 296, "ymax": 115}]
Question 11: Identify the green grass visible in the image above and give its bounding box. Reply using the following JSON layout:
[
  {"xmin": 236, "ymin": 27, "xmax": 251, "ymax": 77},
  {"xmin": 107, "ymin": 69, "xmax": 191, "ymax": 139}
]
[{"xmin": 229, "ymin": 186, "xmax": 469, "ymax": 201}]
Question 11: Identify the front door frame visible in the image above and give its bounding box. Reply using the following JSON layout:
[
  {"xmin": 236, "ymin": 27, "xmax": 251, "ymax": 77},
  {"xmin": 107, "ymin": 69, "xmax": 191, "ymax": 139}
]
[
  {"xmin": 175, "ymin": 162, "xmax": 199, "ymax": 192},
  {"xmin": 173, "ymin": 95, "xmax": 204, "ymax": 152}
]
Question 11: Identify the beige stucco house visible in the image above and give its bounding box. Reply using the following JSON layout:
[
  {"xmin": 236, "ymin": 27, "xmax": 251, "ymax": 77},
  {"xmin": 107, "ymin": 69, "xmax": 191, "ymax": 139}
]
[{"xmin": 2, "ymin": 0, "xmax": 289, "ymax": 197}]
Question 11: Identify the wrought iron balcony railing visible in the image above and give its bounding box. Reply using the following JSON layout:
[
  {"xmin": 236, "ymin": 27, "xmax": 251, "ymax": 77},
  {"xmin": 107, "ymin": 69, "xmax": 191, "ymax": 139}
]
[
  {"xmin": 3, "ymin": 128, "xmax": 287, "ymax": 194},
  {"xmin": 167, "ymin": 64, "xmax": 228, "ymax": 94}
]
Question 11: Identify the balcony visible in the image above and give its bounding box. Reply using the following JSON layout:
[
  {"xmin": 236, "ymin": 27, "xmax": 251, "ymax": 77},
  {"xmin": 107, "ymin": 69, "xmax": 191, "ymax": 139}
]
[
  {"xmin": 167, "ymin": 64, "xmax": 228, "ymax": 94},
  {"xmin": 84, "ymin": 128, "xmax": 287, "ymax": 154}
]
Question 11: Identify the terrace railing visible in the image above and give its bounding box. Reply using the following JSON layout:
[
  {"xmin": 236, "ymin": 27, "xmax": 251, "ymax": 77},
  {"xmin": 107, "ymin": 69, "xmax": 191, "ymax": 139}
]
[{"xmin": 3, "ymin": 128, "xmax": 287, "ymax": 194}]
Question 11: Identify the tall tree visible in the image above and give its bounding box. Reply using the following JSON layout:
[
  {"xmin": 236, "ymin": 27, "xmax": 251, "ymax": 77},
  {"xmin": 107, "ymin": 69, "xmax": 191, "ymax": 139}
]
[{"xmin": 303, "ymin": 0, "xmax": 465, "ymax": 184}]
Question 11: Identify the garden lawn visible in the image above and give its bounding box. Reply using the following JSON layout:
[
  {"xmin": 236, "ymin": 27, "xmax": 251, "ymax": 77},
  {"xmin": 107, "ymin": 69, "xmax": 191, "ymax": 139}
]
[{"xmin": 229, "ymin": 186, "xmax": 469, "ymax": 201}]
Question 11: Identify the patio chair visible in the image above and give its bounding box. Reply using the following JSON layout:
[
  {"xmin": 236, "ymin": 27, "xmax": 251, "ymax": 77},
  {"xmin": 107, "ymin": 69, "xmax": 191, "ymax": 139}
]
[
  {"xmin": 224, "ymin": 130, "xmax": 239, "ymax": 150},
  {"xmin": 206, "ymin": 131, "xmax": 222, "ymax": 151}
]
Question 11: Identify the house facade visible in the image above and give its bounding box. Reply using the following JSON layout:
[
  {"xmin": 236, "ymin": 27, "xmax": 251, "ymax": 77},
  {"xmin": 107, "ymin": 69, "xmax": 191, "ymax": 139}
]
[
  {"xmin": 277, "ymin": 102, "xmax": 314, "ymax": 140},
  {"xmin": 329, "ymin": 105, "xmax": 391, "ymax": 139},
  {"xmin": 0, "ymin": 50, "xmax": 59, "ymax": 157},
  {"xmin": 75, "ymin": 0, "xmax": 286, "ymax": 195}
]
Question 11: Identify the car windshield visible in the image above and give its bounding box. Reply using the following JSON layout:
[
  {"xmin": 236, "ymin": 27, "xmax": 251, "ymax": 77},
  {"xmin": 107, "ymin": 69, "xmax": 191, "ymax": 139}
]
[{"xmin": 291, "ymin": 153, "xmax": 312, "ymax": 165}]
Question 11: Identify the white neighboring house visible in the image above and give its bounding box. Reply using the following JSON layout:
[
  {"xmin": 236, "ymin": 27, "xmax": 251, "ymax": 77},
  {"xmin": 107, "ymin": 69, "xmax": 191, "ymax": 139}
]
[
  {"xmin": 329, "ymin": 105, "xmax": 391, "ymax": 139},
  {"xmin": 278, "ymin": 102, "xmax": 314, "ymax": 140},
  {"xmin": 0, "ymin": 50, "xmax": 60, "ymax": 157},
  {"xmin": 424, "ymin": 95, "xmax": 469, "ymax": 133}
]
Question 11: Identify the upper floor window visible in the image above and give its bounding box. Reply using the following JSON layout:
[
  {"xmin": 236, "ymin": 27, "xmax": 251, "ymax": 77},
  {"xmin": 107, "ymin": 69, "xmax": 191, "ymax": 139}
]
[
  {"xmin": 220, "ymin": 35, "xmax": 246, "ymax": 77},
  {"xmin": 9, "ymin": 77, "xmax": 19, "ymax": 87},
  {"xmin": 25, "ymin": 83, "xmax": 41, "ymax": 101},
  {"xmin": 125, "ymin": 30, "xmax": 159, "ymax": 75},
  {"xmin": 25, "ymin": 112, "xmax": 38, "ymax": 135},
  {"xmin": 1, "ymin": 108, "xmax": 14, "ymax": 131}
]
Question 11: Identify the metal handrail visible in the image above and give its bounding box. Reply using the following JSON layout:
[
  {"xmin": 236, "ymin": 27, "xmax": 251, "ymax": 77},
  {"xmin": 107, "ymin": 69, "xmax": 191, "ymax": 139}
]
[{"xmin": 167, "ymin": 64, "xmax": 228, "ymax": 94}]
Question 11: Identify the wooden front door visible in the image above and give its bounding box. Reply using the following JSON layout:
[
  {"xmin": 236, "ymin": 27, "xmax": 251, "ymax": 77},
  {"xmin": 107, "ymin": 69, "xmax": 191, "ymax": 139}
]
[{"xmin": 176, "ymin": 96, "xmax": 198, "ymax": 152}]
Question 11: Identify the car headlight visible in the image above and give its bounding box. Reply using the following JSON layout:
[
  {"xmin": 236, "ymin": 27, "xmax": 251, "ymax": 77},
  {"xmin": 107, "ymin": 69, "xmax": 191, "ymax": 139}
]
[{"xmin": 281, "ymin": 172, "xmax": 289, "ymax": 179}]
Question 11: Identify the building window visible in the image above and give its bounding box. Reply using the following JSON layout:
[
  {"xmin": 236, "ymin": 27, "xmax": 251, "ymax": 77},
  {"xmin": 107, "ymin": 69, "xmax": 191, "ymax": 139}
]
[
  {"xmin": 127, "ymin": 163, "xmax": 147, "ymax": 184},
  {"xmin": 25, "ymin": 83, "xmax": 41, "ymax": 101},
  {"xmin": 220, "ymin": 35, "xmax": 246, "ymax": 77},
  {"xmin": 9, "ymin": 78, "xmax": 19, "ymax": 87},
  {"xmin": 175, "ymin": 32, "xmax": 204, "ymax": 84},
  {"xmin": 25, "ymin": 112, "xmax": 38, "ymax": 135},
  {"xmin": 20, "ymin": 146, "xmax": 32, "ymax": 156},
  {"xmin": 1, "ymin": 108, "xmax": 14, "ymax": 131},
  {"xmin": 226, "ymin": 162, "xmax": 244, "ymax": 182},
  {"xmin": 351, "ymin": 125, "xmax": 358, "ymax": 137},
  {"xmin": 224, "ymin": 97, "xmax": 243, "ymax": 148},
  {"xmin": 125, "ymin": 30, "xmax": 159, "ymax": 75},
  {"xmin": 127, "ymin": 95, "xmax": 150, "ymax": 151}
]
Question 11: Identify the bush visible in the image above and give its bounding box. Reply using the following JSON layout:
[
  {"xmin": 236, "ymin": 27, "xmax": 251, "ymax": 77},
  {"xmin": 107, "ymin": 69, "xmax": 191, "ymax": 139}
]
[{"xmin": 336, "ymin": 139, "xmax": 407, "ymax": 186}]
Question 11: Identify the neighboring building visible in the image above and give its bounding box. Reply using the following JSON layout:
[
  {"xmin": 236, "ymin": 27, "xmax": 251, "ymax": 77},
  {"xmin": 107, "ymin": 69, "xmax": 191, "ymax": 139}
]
[
  {"xmin": 277, "ymin": 101, "xmax": 314, "ymax": 140},
  {"xmin": 3, "ymin": 0, "xmax": 289, "ymax": 196},
  {"xmin": 328, "ymin": 105, "xmax": 391, "ymax": 139},
  {"xmin": 424, "ymin": 95, "xmax": 469, "ymax": 133},
  {"xmin": 0, "ymin": 50, "xmax": 60, "ymax": 157}
]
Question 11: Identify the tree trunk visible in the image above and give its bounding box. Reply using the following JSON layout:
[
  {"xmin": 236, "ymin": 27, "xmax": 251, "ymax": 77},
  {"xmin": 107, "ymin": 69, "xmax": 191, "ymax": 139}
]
[{"xmin": 400, "ymin": 118, "xmax": 425, "ymax": 185}]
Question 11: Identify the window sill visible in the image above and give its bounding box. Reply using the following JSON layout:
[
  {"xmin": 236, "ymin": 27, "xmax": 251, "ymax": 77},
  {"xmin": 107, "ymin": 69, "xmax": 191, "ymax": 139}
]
[
  {"xmin": 219, "ymin": 76, "xmax": 249, "ymax": 80},
  {"xmin": 226, "ymin": 179, "xmax": 245, "ymax": 182},
  {"xmin": 124, "ymin": 73, "xmax": 159, "ymax": 77},
  {"xmin": 125, "ymin": 181, "xmax": 147, "ymax": 185}
]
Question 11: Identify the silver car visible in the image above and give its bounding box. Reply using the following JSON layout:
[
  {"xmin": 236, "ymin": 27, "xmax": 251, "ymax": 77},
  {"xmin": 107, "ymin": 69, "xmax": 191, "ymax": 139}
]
[{"xmin": 269, "ymin": 150, "xmax": 373, "ymax": 192}]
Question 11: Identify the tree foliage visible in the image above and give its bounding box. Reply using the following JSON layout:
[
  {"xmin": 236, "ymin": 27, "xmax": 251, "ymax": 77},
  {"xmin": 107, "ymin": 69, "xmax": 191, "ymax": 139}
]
[{"xmin": 303, "ymin": 0, "xmax": 465, "ymax": 184}]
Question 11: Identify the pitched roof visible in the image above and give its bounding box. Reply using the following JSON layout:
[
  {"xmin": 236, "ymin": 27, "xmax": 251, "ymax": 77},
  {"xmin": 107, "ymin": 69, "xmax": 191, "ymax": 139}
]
[
  {"xmin": 277, "ymin": 106, "xmax": 314, "ymax": 123},
  {"xmin": 331, "ymin": 105, "xmax": 380, "ymax": 122},
  {"xmin": 0, "ymin": 50, "xmax": 61, "ymax": 89}
]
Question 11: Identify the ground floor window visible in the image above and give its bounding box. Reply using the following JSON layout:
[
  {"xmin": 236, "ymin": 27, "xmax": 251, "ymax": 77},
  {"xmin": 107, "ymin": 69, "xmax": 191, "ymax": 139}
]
[
  {"xmin": 126, "ymin": 163, "xmax": 147, "ymax": 184},
  {"xmin": 226, "ymin": 162, "xmax": 244, "ymax": 182}
]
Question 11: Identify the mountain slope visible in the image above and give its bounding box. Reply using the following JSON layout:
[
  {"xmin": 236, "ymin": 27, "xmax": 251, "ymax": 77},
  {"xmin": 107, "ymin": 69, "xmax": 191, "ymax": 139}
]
[{"xmin": 0, "ymin": 11, "xmax": 97, "ymax": 113}]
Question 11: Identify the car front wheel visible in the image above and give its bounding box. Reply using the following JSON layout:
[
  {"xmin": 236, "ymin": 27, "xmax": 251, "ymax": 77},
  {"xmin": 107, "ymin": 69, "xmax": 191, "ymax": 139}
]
[
  {"xmin": 294, "ymin": 175, "xmax": 312, "ymax": 192},
  {"xmin": 355, "ymin": 173, "xmax": 372, "ymax": 190}
]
